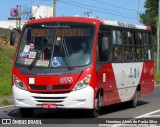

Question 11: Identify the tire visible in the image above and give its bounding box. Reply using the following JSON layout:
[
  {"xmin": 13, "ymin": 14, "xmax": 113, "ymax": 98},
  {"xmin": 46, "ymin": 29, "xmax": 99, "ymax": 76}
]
[
  {"xmin": 20, "ymin": 108, "xmax": 34, "ymax": 118},
  {"xmin": 131, "ymin": 90, "xmax": 139, "ymax": 108},
  {"xmin": 10, "ymin": 32, "xmax": 16, "ymax": 45},
  {"xmin": 88, "ymin": 92, "xmax": 103, "ymax": 118}
]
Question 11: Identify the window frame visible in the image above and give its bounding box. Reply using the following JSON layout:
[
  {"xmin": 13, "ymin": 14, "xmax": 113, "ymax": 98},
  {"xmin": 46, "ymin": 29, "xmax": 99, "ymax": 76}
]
[
  {"xmin": 97, "ymin": 25, "xmax": 153, "ymax": 63},
  {"xmin": 111, "ymin": 26, "xmax": 153, "ymax": 63}
]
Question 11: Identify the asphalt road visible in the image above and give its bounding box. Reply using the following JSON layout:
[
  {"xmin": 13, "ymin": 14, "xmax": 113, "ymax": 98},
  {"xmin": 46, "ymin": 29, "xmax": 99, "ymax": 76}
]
[{"xmin": 0, "ymin": 85, "xmax": 160, "ymax": 127}]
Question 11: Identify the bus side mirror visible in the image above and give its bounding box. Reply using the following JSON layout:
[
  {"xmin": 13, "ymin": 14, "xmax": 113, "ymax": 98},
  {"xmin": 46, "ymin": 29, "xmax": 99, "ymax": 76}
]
[{"xmin": 10, "ymin": 32, "xmax": 16, "ymax": 46}]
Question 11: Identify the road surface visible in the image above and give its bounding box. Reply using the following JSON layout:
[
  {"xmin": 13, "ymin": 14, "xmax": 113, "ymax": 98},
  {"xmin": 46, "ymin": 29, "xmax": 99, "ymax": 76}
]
[{"xmin": 0, "ymin": 85, "xmax": 160, "ymax": 127}]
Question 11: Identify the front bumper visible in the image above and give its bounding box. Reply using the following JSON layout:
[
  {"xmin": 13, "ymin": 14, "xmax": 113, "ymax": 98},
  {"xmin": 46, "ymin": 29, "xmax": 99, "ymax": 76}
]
[{"xmin": 12, "ymin": 85, "xmax": 94, "ymax": 109}]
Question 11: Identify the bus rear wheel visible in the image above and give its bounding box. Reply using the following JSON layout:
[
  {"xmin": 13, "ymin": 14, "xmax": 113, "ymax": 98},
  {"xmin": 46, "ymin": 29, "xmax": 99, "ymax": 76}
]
[
  {"xmin": 88, "ymin": 92, "xmax": 103, "ymax": 118},
  {"xmin": 20, "ymin": 108, "xmax": 34, "ymax": 118},
  {"xmin": 130, "ymin": 90, "xmax": 139, "ymax": 108}
]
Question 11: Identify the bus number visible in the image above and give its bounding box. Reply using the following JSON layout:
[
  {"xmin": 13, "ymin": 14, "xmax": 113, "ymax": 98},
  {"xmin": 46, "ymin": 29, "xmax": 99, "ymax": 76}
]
[{"xmin": 60, "ymin": 77, "xmax": 73, "ymax": 83}]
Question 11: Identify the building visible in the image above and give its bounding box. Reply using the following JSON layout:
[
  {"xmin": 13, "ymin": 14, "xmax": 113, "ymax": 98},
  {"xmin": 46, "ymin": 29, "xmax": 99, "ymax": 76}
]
[
  {"xmin": 0, "ymin": 5, "xmax": 53, "ymax": 30},
  {"xmin": 32, "ymin": 5, "xmax": 53, "ymax": 19},
  {"xmin": 0, "ymin": 20, "xmax": 26, "ymax": 29}
]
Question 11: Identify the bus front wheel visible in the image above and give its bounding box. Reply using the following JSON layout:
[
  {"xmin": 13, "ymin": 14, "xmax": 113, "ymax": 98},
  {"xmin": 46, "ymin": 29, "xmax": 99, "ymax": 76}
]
[
  {"xmin": 88, "ymin": 92, "xmax": 103, "ymax": 118},
  {"xmin": 20, "ymin": 108, "xmax": 34, "ymax": 118}
]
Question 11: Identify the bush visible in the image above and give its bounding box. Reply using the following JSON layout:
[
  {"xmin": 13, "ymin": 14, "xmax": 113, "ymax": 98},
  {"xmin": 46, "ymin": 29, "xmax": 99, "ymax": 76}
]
[
  {"xmin": 0, "ymin": 47, "xmax": 14, "ymax": 96},
  {"xmin": 0, "ymin": 35, "xmax": 9, "ymax": 45}
]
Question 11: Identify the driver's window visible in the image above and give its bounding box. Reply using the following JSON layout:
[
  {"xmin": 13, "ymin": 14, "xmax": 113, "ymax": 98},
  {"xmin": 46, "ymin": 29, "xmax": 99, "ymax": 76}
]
[
  {"xmin": 97, "ymin": 26, "xmax": 111, "ymax": 62},
  {"xmin": 18, "ymin": 27, "xmax": 29, "ymax": 55}
]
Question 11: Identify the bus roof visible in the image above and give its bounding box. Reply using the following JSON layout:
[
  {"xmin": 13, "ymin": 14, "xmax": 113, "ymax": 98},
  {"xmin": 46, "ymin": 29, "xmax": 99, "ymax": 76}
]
[
  {"xmin": 26, "ymin": 16, "xmax": 151, "ymax": 31},
  {"xmin": 102, "ymin": 20, "xmax": 151, "ymax": 31},
  {"xmin": 26, "ymin": 16, "xmax": 103, "ymax": 25}
]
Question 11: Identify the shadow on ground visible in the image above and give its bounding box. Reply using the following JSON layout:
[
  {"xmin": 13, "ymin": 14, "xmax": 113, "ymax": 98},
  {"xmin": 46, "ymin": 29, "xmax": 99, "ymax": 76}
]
[
  {"xmin": 100, "ymin": 100, "xmax": 148, "ymax": 116},
  {"xmin": 8, "ymin": 100, "xmax": 149, "ymax": 120}
]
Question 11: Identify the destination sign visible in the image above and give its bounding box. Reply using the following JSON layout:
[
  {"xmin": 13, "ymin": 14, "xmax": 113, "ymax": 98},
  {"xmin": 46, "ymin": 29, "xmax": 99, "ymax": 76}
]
[
  {"xmin": 31, "ymin": 28, "xmax": 91, "ymax": 37},
  {"xmin": 57, "ymin": 28, "xmax": 84, "ymax": 37},
  {"xmin": 31, "ymin": 29, "xmax": 50, "ymax": 37}
]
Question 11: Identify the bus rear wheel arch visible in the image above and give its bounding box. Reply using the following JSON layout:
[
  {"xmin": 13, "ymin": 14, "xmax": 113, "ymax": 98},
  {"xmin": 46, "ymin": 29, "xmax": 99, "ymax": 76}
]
[
  {"xmin": 130, "ymin": 85, "xmax": 141, "ymax": 108},
  {"xmin": 137, "ymin": 84, "xmax": 141, "ymax": 97}
]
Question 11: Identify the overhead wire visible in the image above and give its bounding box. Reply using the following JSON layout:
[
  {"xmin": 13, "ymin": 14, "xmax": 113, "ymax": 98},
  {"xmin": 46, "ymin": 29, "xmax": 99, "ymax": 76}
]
[
  {"xmin": 92, "ymin": 0, "xmax": 137, "ymax": 12},
  {"xmin": 62, "ymin": 0, "xmax": 137, "ymax": 17},
  {"xmin": 58, "ymin": 0, "xmax": 138, "ymax": 19}
]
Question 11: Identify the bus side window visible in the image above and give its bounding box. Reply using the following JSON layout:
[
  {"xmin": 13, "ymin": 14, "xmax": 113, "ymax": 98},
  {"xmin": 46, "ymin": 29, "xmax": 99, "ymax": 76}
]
[
  {"xmin": 112, "ymin": 30, "xmax": 116, "ymax": 44},
  {"xmin": 143, "ymin": 33, "xmax": 150, "ymax": 46},
  {"xmin": 135, "ymin": 47, "xmax": 144, "ymax": 61},
  {"xmin": 113, "ymin": 46, "xmax": 124, "ymax": 62},
  {"xmin": 124, "ymin": 47, "xmax": 134, "ymax": 62},
  {"xmin": 143, "ymin": 32, "xmax": 153, "ymax": 61},
  {"xmin": 113, "ymin": 47, "xmax": 118, "ymax": 61},
  {"xmin": 112, "ymin": 29, "xmax": 123, "ymax": 45},
  {"xmin": 123, "ymin": 30, "xmax": 134, "ymax": 62},
  {"xmin": 135, "ymin": 32, "xmax": 142, "ymax": 45},
  {"xmin": 117, "ymin": 30, "xmax": 123, "ymax": 45},
  {"xmin": 144, "ymin": 47, "xmax": 153, "ymax": 61},
  {"xmin": 124, "ymin": 31, "xmax": 133, "ymax": 45}
]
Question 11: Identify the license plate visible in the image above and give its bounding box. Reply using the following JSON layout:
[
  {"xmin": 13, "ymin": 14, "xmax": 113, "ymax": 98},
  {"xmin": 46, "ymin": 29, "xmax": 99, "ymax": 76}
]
[{"xmin": 42, "ymin": 103, "xmax": 57, "ymax": 109}]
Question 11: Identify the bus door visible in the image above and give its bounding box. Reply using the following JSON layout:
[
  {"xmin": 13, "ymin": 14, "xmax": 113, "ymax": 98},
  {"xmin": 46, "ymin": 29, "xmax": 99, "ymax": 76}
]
[{"xmin": 96, "ymin": 26, "xmax": 118, "ymax": 106}]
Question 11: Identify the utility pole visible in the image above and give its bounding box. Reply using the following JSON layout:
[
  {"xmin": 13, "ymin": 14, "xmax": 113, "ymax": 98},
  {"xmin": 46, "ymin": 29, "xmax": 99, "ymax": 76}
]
[
  {"xmin": 16, "ymin": 5, "xmax": 21, "ymax": 30},
  {"xmin": 18, "ymin": 5, "xmax": 21, "ymax": 30},
  {"xmin": 84, "ymin": 11, "xmax": 92, "ymax": 17},
  {"xmin": 53, "ymin": 0, "xmax": 56, "ymax": 17},
  {"xmin": 157, "ymin": 0, "xmax": 160, "ymax": 77},
  {"xmin": 138, "ymin": 0, "xmax": 140, "ymax": 24}
]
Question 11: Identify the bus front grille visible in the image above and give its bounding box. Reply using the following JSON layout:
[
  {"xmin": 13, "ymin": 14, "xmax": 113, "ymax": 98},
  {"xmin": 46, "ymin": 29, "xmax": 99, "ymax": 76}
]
[
  {"xmin": 53, "ymin": 85, "xmax": 71, "ymax": 90},
  {"xmin": 29, "ymin": 84, "xmax": 72, "ymax": 91}
]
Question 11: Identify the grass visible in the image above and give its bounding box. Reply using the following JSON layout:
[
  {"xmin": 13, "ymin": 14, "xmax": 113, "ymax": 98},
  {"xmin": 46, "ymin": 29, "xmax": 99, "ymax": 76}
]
[
  {"xmin": 155, "ymin": 69, "xmax": 160, "ymax": 83},
  {"xmin": 0, "ymin": 95, "xmax": 13, "ymax": 106},
  {"xmin": 0, "ymin": 35, "xmax": 9, "ymax": 44},
  {"xmin": 2, "ymin": 99, "xmax": 12, "ymax": 105},
  {"xmin": 156, "ymin": 74, "xmax": 160, "ymax": 83},
  {"xmin": 0, "ymin": 46, "xmax": 15, "ymax": 96},
  {"xmin": 155, "ymin": 62, "xmax": 160, "ymax": 83}
]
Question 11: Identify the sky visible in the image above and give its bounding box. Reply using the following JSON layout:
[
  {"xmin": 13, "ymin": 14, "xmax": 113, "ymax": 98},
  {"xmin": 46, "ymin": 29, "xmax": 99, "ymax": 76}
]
[{"xmin": 0, "ymin": 0, "xmax": 146, "ymax": 24}]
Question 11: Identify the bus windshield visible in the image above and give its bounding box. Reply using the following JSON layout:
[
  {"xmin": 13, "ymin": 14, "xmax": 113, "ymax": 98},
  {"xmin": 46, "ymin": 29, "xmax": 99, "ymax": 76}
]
[{"xmin": 16, "ymin": 22, "xmax": 95, "ymax": 68}]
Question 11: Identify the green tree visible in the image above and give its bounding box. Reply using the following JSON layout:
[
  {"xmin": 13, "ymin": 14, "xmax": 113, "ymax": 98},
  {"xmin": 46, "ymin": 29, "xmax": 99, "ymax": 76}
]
[{"xmin": 140, "ymin": 0, "xmax": 158, "ymax": 36}]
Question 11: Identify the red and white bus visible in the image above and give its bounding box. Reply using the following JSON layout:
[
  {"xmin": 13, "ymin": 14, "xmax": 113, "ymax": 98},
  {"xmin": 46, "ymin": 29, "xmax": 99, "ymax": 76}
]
[{"xmin": 11, "ymin": 17, "xmax": 154, "ymax": 117}]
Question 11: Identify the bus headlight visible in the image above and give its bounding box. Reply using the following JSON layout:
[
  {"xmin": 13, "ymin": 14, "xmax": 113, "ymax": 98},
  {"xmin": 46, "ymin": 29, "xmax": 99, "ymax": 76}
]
[
  {"xmin": 73, "ymin": 75, "xmax": 91, "ymax": 91},
  {"xmin": 13, "ymin": 75, "xmax": 27, "ymax": 90}
]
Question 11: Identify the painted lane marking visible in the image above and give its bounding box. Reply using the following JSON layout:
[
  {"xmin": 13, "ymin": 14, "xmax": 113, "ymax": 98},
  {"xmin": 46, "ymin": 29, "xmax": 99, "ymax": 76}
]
[
  {"xmin": 0, "ymin": 105, "xmax": 14, "ymax": 109},
  {"xmin": 106, "ymin": 110, "xmax": 160, "ymax": 127},
  {"xmin": 141, "ymin": 115, "xmax": 160, "ymax": 118},
  {"xmin": 135, "ymin": 109, "xmax": 160, "ymax": 118}
]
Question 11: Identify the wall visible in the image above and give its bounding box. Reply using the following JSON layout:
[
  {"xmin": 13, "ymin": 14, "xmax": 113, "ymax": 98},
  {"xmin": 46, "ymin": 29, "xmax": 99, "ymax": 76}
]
[{"xmin": 0, "ymin": 20, "xmax": 27, "ymax": 29}]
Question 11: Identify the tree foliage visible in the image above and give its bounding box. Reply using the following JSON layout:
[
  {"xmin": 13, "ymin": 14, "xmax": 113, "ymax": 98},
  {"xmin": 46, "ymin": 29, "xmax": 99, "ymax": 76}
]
[{"xmin": 140, "ymin": 0, "xmax": 159, "ymax": 35}]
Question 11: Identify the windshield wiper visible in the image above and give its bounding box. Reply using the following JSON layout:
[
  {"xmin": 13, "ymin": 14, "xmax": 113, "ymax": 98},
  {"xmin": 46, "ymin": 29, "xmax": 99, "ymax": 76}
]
[
  {"xmin": 61, "ymin": 37, "xmax": 72, "ymax": 70},
  {"xmin": 28, "ymin": 24, "xmax": 72, "ymax": 70}
]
